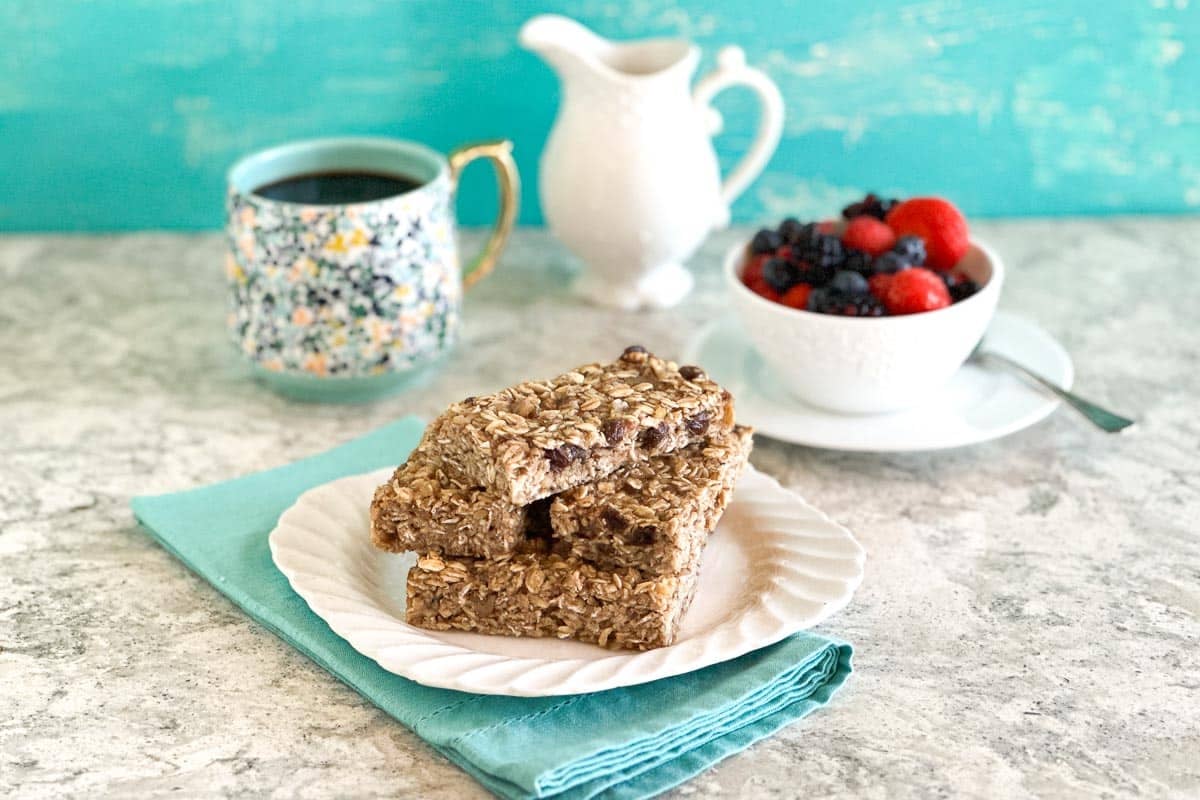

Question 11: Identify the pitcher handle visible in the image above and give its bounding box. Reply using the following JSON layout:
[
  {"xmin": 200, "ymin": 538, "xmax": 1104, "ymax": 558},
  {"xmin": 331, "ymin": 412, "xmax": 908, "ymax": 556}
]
[
  {"xmin": 692, "ymin": 47, "xmax": 784, "ymax": 228},
  {"xmin": 448, "ymin": 139, "xmax": 520, "ymax": 290}
]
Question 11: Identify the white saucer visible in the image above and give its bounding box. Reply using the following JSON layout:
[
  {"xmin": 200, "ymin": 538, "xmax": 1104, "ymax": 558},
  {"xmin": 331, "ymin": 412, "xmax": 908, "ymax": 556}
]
[
  {"xmin": 269, "ymin": 466, "xmax": 864, "ymax": 697},
  {"xmin": 684, "ymin": 311, "xmax": 1073, "ymax": 452}
]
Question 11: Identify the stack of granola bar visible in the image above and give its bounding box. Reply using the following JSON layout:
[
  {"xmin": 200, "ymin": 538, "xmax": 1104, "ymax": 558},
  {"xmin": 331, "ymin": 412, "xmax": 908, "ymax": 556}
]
[{"xmin": 369, "ymin": 346, "xmax": 753, "ymax": 651}]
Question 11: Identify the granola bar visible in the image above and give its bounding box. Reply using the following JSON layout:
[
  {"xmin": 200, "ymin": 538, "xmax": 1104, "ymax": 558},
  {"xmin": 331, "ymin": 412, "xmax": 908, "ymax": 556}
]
[
  {"xmin": 405, "ymin": 551, "xmax": 700, "ymax": 650},
  {"xmin": 369, "ymin": 448, "xmax": 535, "ymax": 559},
  {"xmin": 549, "ymin": 425, "xmax": 753, "ymax": 574},
  {"xmin": 418, "ymin": 346, "xmax": 735, "ymax": 506}
]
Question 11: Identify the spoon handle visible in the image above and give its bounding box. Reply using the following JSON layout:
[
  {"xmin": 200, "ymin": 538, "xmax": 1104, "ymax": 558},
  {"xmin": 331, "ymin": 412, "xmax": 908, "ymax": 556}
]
[{"xmin": 978, "ymin": 351, "xmax": 1134, "ymax": 433}]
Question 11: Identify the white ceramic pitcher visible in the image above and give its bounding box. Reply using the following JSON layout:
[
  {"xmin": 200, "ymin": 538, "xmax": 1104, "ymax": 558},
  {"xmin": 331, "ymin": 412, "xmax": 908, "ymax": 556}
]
[{"xmin": 520, "ymin": 15, "xmax": 784, "ymax": 310}]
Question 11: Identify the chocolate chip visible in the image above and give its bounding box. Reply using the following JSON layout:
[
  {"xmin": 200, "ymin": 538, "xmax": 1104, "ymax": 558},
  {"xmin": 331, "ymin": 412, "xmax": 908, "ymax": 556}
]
[
  {"xmin": 621, "ymin": 345, "xmax": 647, "ymax": 358},
  {"xmin": 638, "ymin": 422, "xmax": 668, "ymax": 450},
  {"xmin": 685, "ymin": 411, "xmax": 710, "ymax": 435},
  {"xmin": 678, "ymin": 365, "xmax": 705, "ymax": 381},
  {"xmin": 601, "ymin": 508, "xmax": 628, "ymax": 531},
  {"xmin": 627, "ymin": 526, "xmax": 657, "ymax": 546},
  {"xmin": 545, "ymin": 443, "xmax": 587, "ymax": 471},
  {"xmin": 601, "ymin": 417, "xmax": 632, "ymax": 445},
  {"xmin": 463, "ymin": 395, "xmax": 477, "ymax": 404}
]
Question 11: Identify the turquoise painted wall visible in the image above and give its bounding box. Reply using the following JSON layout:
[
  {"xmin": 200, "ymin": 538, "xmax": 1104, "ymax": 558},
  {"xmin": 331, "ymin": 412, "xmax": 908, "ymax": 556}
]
[{"xmin": 1, "ymin": 1, "xmax": 1198, "ymax": 231}]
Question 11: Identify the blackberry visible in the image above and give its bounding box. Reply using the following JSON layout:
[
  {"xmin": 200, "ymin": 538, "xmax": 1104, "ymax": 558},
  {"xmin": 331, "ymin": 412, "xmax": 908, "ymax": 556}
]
[
  {"xmin": 751, "ymin": 228, "xmax": 783, "ymax": 254},
  {"xmin": 778, "ymin": 217, "xmax": 806, "ymax": 243},
  {"xmin": 808, "ymin": 288, "xmax": 886, "ymax": 316},
  {"xmin": 892, "ymin": 235, "xmax": 926, "ymax": 265},
  {"xmin": 872, "ymin": 252, "xmax": 911, "ymax": 275},
  {"xmin": 841, "ymin": 193, "xmax": 899, "ymax": 221},
  {"xmin": 796, "ymin": 262, "xmax": 835, "ymax": 287},
  {"xmin": 762, "ymin": 257, "xmax": 800, "ymax": 292},
  {"xmin": 942, "ymin": 273, "xmax": 979, "ymax": 302},
  {"xmin": 830, "ymin": 269, "xmax": 870, "ymax": 295},
  {"xmin": 795, "ymin": 232, "xmax": 846, "ymax": 271},
  {"xmin": 951, "ymin": 282, "xmax": 978, "ymax": 302},
  {"xmin": 843, "ymin": 250, "xmax": 873, "ymax": 277}
]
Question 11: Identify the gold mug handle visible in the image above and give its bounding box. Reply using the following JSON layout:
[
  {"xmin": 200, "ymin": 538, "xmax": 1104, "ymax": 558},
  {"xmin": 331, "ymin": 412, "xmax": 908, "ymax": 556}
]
[{"xmin": 448, "ymin": 140, "xmax": 520, "ymax": 290}]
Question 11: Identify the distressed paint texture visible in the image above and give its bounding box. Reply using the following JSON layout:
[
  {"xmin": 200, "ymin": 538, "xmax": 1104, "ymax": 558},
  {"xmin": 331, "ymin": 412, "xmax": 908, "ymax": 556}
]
[{"xmin": 1, "ymin": 0, "xmax": 1198, "ymax": 231}]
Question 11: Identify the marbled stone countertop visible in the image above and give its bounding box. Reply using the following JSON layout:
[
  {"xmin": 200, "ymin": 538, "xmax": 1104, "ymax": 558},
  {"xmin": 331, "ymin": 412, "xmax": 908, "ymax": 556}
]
[{"xmin": 2, "ymin": 223, "xmax": 1197, "ymax": 798}]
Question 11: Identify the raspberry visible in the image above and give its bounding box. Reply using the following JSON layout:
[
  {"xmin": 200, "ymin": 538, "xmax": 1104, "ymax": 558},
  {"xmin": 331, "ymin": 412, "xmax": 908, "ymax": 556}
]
[
  {"xmin": 841, "ymin": 216, "xmax": 896, "ymax": 256},
  {"xmin": 780, "ymin": 283, "xmax": 812, "ymax": 310},
  {"xmin": 885, "ymin": 198, "xmax": 970, "ymax": 271},
  {"xmin": 745, "ymin": 274, "xmax": 780, "ymax": 303},
  {"xmin": 884, "ymin": 267, "xmax": 951, "ymax": 315},
  {"xmin": 867, "ymin": 273, "xmax": 892, "ymax": 301},
  {"xmin": 742, "ymin": 254, "xmax": 767, "ymax": 286}
]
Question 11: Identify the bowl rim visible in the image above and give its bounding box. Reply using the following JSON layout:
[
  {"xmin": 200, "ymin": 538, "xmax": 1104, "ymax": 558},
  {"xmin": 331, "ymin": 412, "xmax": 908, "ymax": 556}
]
[{"xmin": 723, "ymin": 236, "xmax": 1004, "ymax": 324}]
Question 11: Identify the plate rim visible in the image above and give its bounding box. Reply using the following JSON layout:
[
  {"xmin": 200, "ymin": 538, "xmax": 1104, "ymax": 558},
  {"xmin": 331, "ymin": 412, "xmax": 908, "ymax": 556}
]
[
  {"xmin": 269, "ymin": 465, "xmax": 865, "ymax": 696},
  {"xmin": 683, "ymin": 310, "xmax": 1074, "ymax": 452}
]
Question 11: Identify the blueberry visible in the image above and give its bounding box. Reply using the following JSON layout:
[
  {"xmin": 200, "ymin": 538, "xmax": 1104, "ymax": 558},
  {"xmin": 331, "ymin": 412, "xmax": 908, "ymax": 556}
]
[
  {"xmin": 843, "ymin": 250, "xmax": 872, "ymax": 276},
  {"xmin": 805, "ymin": 287, "xmax": 833, "ymax": 312},
  {"xmin": 830, "ymin": 270, "xmax": 869, "ymax": 295},
  {"xmin": 791, "ymin": 222, "xmax": 821, "ymax": 248},
  {"xmin": 751, "ymin": 228, "xmax": 783, "ymax": 254},
  {"xmin": 762, "ymin": 258, "xmax": 800, "ymax": 292},
  {"xmin": 872, "ymin": 252, "xmax": 911, "ymax": 274},
  {"xmin": 778, "ymin": 217, "xmax": 805, "ymax": 243},
  {"xmin": 892, "ymin": 235, "xmax": 926, "ymax": 265}
]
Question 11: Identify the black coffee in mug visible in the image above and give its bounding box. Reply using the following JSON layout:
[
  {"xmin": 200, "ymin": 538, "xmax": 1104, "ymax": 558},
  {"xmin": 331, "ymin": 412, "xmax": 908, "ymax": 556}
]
[{"xmin": 252, "ymin": 170, "xmax": 423, "ymax": 205}]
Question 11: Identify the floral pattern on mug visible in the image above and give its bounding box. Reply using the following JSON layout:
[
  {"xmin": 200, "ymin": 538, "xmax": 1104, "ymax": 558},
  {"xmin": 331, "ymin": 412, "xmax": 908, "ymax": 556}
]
[{"xmin": 225, "ymin": 174, "xmax": 460, "ymax": 378}]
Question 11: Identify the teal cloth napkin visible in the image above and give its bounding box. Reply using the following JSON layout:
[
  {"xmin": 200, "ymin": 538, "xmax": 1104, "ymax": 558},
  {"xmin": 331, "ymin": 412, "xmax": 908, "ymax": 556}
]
[{"xmin": 131, "ymin": 417, "xmax": 853, "ymax": 800}]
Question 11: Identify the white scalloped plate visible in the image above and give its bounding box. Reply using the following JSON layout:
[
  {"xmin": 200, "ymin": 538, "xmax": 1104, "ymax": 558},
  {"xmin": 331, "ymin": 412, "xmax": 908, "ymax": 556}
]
[{"xmin": 269, "ymin": 465, "xmax": 864, "ymax": 697}]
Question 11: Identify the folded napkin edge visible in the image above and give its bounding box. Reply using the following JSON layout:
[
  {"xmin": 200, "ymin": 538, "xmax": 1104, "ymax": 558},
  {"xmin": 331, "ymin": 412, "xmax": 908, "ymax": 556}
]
[{"xmin": 532, "ymin": 643, "xmax": 852, "ymax": 797}]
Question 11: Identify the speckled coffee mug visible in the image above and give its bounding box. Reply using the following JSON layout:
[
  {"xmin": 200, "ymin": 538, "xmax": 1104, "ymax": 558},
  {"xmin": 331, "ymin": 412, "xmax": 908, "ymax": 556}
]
[{"xmin": 226, "ymin": 137, "xmax": 518, "ymax": 401}]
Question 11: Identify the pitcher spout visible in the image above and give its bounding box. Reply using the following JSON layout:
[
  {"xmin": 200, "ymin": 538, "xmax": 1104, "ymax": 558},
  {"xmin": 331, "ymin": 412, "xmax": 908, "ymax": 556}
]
[
  {"xmin": 519, "ymin": 15, "xmax": 612, "ymax": 79},
  {"xmin": 520, "ymin": 14, "xmax": 696, "ymax": 84}
]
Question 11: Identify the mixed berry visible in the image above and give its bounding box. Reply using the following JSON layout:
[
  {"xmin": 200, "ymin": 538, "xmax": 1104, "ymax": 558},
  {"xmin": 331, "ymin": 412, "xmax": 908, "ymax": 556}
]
[{"xmin": 741, "ymin": 194, "xmax": 980, "ymax": 316}]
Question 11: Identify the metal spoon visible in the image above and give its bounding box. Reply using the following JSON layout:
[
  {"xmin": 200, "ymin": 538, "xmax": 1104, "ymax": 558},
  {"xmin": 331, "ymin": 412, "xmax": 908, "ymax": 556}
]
[{"xmin": 969, "ymin": 345, "xmax": 1134, "ymax": 433}]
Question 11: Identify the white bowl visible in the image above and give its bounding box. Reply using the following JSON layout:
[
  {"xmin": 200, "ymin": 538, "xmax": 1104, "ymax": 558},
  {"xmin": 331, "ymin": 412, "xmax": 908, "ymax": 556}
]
[{"xmin": 724, "ymin": 239, "xmax": 1003, "ymax": 415}]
